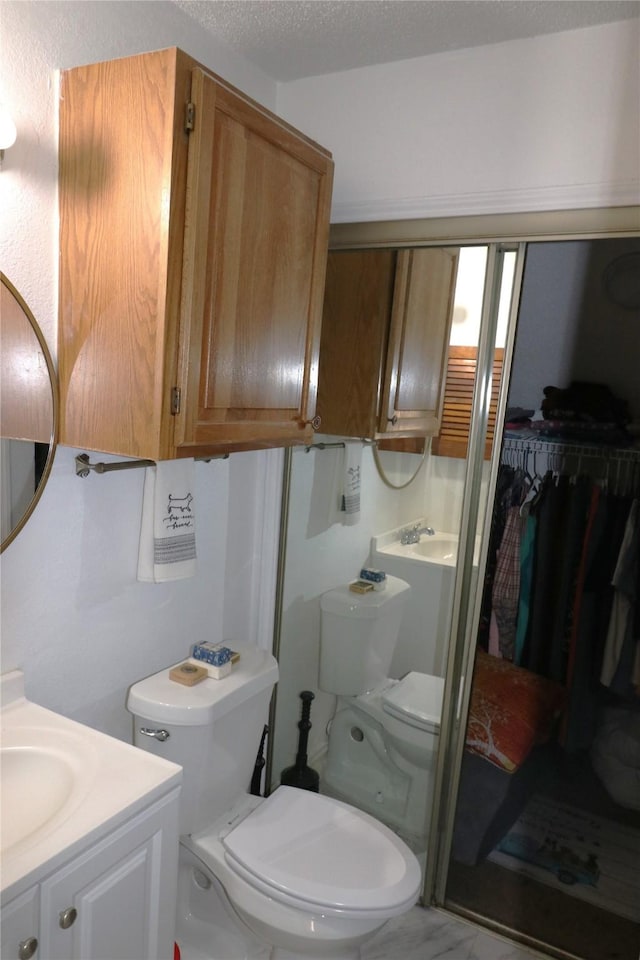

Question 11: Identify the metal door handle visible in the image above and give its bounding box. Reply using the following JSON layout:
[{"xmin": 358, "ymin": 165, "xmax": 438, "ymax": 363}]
[
  {"xmin": 18, "ymin": 938, "xmax": 38, "ymax": 960},
  {"xmin": 139, "ymin": 727, "xmax": 170, "ymax": 742},
  {"xmin": 59, "ymin": 907, "xmax": 77, "ymax": 929}
]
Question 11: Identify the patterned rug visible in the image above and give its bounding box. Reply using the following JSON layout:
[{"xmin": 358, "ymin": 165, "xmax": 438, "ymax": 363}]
[{"xmin": 488, "ymin": 793, "xmax": 640, "ymax": 922}]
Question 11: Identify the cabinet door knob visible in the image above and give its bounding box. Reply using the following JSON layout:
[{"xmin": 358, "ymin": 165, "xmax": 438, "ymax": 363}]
[
  {"xmin": 18, "ymin": 937, "xmax": 38, "ymax": 960},
  {"xmin": 59, "ymin": 906, "xmax": 77, "ymax": 929},
  {"xmin": 303, "ymin": 415, "xmax": 322, "ymax": 431},
  {"xmin": 388, "ymin": 415, "xmax": 398, "ymax": 426}
]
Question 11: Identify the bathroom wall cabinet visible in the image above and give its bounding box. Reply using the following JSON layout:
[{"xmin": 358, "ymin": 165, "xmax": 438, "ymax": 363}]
[
  {"xmin": 1, "ymin": 790, "xmax": 179, "ymax": 960},
  {"xmin": 316, "ymin": 247, "xmax": 458, "ymax": 440},
  {"xmin": 58, "ymin": 48, "xmax": 333, "ymax": 460}
]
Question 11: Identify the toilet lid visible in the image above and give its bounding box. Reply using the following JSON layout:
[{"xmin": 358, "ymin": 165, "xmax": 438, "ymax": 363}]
[
  {"xmin": 222, "ymin": 786, "xmax": 420, "ymax": 913},
  {"xmin": 381, "ymin": 672, "xmax": 444, "ymax": 734}
]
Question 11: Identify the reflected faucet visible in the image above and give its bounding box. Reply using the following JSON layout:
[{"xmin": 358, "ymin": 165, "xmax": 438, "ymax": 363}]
[{"xmin": 399, "ymin": 523, "xmax": 435, "ymax": 545}]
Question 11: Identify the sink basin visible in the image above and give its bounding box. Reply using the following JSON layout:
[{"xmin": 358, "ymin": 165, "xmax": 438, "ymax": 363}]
[
  {"xmin": 414, "ymin": 537, "xmax": 458, "ymax": 562},
  {"xmin": 1, "ymin": 669, "xmax": 182, "ymax": 899},
  {"xmin": 1, "ymin": 746, "xmax": 76, "ymax": 853},
  {"xmin": 0, "ymin": 725, "xmax": 96, "ymax": 857},
  {"xmin": 372, "ymin": 527, "xmax": 481, "ymax": 568}
]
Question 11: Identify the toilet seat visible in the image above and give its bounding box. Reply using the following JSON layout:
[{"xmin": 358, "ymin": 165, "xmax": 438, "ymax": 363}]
[
  {"xmin": 222, "ymin": 786, "xmax": 420, "ymax": 915},
  {"xmin": 381, "ymin": 672, "xmax": 444, "ymax": 733}
]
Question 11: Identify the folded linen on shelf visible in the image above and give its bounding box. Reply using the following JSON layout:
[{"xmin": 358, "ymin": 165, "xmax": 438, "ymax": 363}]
[{"xmin": 137, "ymin": 459, "xmax": 197, "ymax": 582}]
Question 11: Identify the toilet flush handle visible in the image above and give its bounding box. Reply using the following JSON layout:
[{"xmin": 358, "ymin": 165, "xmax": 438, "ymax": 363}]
[{"xmin": 139, "ymin": 727, "xmax": 170, "ymax": 742}]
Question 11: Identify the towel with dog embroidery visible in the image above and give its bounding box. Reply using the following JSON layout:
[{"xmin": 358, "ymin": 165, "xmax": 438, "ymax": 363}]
[{"xmin": 137, "ymin": 460, "xmax": 196, "ymax": 582}]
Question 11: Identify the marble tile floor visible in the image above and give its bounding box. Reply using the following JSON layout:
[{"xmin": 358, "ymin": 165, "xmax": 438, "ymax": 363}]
[
  {"xmin": 361, "ymin": 906, "xmax": 549, "ymax": 960},
  {"xmin": 177, "ymin": 903, "xmax": 549, "ymax": 960}
]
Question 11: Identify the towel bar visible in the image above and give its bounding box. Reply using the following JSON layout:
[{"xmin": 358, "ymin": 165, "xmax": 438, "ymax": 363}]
[
  {"xmin": 75, "ymin": 452, "xmax": 228, "ymax": 478},
  {"xmin": 304, "ymin": 439, "xmax": 374, "ymax": 453}
]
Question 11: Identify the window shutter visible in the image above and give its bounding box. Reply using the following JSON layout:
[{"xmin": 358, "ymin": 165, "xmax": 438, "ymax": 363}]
[{"xmin": 432, "ymin": 346, "xmax": 504, "ymax": 459}]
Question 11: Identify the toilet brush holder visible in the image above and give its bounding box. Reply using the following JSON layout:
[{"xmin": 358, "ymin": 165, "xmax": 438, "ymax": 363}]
[{"xmin": 280, "ymin": 690, "xmax": 319, "ymax": 792}]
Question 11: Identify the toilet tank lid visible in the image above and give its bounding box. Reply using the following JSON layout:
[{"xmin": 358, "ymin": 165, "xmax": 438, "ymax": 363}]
[
  {"xmin": 382, "ymin": 672, "xmax": 444, "ymax": 732},
  {"xmin": 320, "ymin": 574, "xmax": 410, "ymax": 619},
  {"xmin": 126, "ymin": 646, "xmax": 278, "ymax": 725}
]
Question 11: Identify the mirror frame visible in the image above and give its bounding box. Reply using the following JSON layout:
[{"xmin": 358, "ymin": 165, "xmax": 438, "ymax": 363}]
[{"xmin": 1, "ymin": 273, "xmax": 59, "ymax": 552}]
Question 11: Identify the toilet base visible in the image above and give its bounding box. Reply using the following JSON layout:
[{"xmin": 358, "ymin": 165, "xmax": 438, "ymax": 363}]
[
  {"xmin": 323, "ymin": 699, "xmax": 434, "ymax": 851},
  {"xmin": 176, "ymin": 845, "xmax": 269, "ymax": 960},
  {"xmin": 270, "ymin": 948, "xmax": 360, "ymax": 959},
  {"xmin": 177, "ymin": 836, "xmax": 388, "ymax": 960}
]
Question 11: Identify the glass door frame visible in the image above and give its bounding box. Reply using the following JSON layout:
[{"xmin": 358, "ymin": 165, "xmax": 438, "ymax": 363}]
[
  {"xmin": 268, "ymin": 204, "xmax": 639, "ymax": 921},
  {"xmin": 425, "ymin": 240, "xmax": 525, "ymax": 906}
]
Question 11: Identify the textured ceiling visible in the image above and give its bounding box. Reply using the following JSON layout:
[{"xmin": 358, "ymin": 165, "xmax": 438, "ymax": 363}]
[{"xmin": 172, "ymin": 0, "xmax": 640, "ymax": 81}]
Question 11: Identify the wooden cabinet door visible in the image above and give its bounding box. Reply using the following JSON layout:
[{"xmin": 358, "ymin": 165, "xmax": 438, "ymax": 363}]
[
  {"xmin": 317, "ymin": 250, "xmax": 397, "ymax": 438},
  {"xmin": 175, "ymin": 68, "xmax": 333, "ymax": 453},
  {"xmin": 58, "ymin": 48, "xmax": 192, "ymax": 460},
  {"xmin": 379, "ymin": 247, "xmax": 458, "ymax": 436}
]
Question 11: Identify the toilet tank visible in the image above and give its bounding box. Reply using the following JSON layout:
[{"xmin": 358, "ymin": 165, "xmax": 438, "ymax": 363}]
[
  {"xmin": 319, "ymin": 575, "xmax": 410, "ymax": 696},
  {"xmin": 127, "ymin": 646, "xmax": 278, "ymax": 835}
]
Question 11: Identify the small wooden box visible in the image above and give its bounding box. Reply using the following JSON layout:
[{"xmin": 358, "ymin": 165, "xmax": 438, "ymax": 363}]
[{"xmin": 169, "ymin": 662, "xmax": 208, "ymax": 686}]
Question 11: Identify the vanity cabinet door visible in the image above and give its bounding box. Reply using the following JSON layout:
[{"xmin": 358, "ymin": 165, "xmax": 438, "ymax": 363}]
[
  {"xmin": 379, "ymin": 247, "xmax": 459, "ymax": 437},
  {"xmin": 39, "ymin": 792, "xmax": 179, "ymax": 960},
  {"xmin": 174, "ymin": 68, "xmax": 333, "ymax": 454},
  {"xmin": 317, "ymin": 247, "xmax": 458, "ymax": 440},
  {"xmin": 1, "ymin": 886, "xmax": 40, "ymax": 960}
]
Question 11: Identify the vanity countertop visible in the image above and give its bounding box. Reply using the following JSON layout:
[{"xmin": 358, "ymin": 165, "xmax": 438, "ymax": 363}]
[{"xmin": 1, "ymin": 669, "xmax": 182, "ymax": 900}]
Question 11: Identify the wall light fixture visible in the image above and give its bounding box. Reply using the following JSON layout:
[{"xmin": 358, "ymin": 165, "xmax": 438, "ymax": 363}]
[{"xmin": 0, "ymin": 105, "xmax": 17, "ymax": 165}]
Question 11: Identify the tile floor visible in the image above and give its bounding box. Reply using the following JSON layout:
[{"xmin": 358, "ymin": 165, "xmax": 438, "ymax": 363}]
[{"xmin": 362, "ymin": 906, "xmax": 549, "ymax": 960}]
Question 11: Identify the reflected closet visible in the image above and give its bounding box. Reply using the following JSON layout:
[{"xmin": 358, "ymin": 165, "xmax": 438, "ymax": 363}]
[{"xmin": 439, "ymin": 236, "xmax": 640, "ymax": 960}]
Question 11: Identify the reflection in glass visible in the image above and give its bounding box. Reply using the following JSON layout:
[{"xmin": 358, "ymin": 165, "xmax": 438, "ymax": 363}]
[
  {"xmin": 1, "ymin": 274, "xmax": 57, "ymax": 551},
  {"xmin": 270, "ymin": 245, "xmax": 516, "ymax": 879}
]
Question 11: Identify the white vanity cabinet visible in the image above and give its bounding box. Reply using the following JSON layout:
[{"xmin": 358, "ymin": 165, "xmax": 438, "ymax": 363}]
[
  {"xmin": 1, "ymin": 671, "xmax": 182, "ymax": 960},
  {"xmin": 1, "ymin": 886, "xmax": 39, "ymax": 960},
  {"xmin": 1, "ymin": 789, "xmax": 179, "ymax": 960}
]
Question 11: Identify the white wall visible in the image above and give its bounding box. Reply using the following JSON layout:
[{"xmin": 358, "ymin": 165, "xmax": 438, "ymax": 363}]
[
  {"xmin": 278, "ymin": 20, "xmax": 640, "ymax": 222},
  {"xmin": 0, "ymin": 1, "xmax": 280, "ymax": 741}
]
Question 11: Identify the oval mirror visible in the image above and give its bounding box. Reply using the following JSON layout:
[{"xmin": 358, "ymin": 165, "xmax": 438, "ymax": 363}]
[{"xmin": 1, "ymin": 273, "xmax": 58, "ymax": 552}]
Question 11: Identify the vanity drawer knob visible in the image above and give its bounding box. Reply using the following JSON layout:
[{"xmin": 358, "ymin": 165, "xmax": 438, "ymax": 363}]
[
  {"xmin": 59, "ymin": 907, "xmax": 77, "ymax": 929},
  {"xmin": 18, "ymin": 937, "xmax": 38, "ymax": 960}
]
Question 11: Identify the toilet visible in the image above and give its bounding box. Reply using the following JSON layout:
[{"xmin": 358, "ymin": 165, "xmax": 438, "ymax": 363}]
[
  {"xmin": 319, "ymin": 577, "xmax": 445, "ymax": 850},
  {"xmin": 127, "ymin": 645, "xmax": 421, "ymax": 960}
]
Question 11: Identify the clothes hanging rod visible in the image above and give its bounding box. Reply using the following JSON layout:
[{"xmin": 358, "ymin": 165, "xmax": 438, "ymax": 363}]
[
  {"xmin": 502, "ymin": 436, "xmax": 640, "ymax": 463},
  {"xmin": 75, "ymin": 452, "xmax": 228, "ymax": 478}
]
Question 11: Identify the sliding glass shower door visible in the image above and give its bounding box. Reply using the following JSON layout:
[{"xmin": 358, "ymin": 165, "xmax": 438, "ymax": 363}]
[{"xmin": 433, "ymin": 235, "xmax": 640, "ymax": 960}]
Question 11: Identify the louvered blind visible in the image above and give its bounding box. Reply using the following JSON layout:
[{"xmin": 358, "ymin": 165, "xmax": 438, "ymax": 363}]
[{"xmin": 432, "ymin": 346, "xmax": 504, "ymax": 459}]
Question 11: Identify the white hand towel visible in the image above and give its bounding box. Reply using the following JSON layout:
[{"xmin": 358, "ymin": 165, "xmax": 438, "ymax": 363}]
[
  {"xmin": 137, "ymin": 460, "xmax": 197, "ymax": 582},
  {"xmin": 341, "ymin": 442, "xmax": 362, "ymax": 525}
]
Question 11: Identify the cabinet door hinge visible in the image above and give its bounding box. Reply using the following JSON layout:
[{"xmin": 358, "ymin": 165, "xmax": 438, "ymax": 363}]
[
  {"xmin": 185, "ymin": 101, "xmax": 195, "ymax": 133},
  {"xmin": 171, "ymin": 387, "xmax": 181, "ymax": 415}
]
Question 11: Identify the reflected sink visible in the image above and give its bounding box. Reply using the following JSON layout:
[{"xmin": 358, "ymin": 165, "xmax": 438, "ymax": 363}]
[
  {"xmin": 1, "ymin": 746, "xmax": 76, "ymax": 854},
  {"xmin": 371, "ymin": 526, "xmax": 481, "ymax": 568},
  {"xmin": 414, "ymin": 537, "xmax": 458, "ymax": 562}
]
